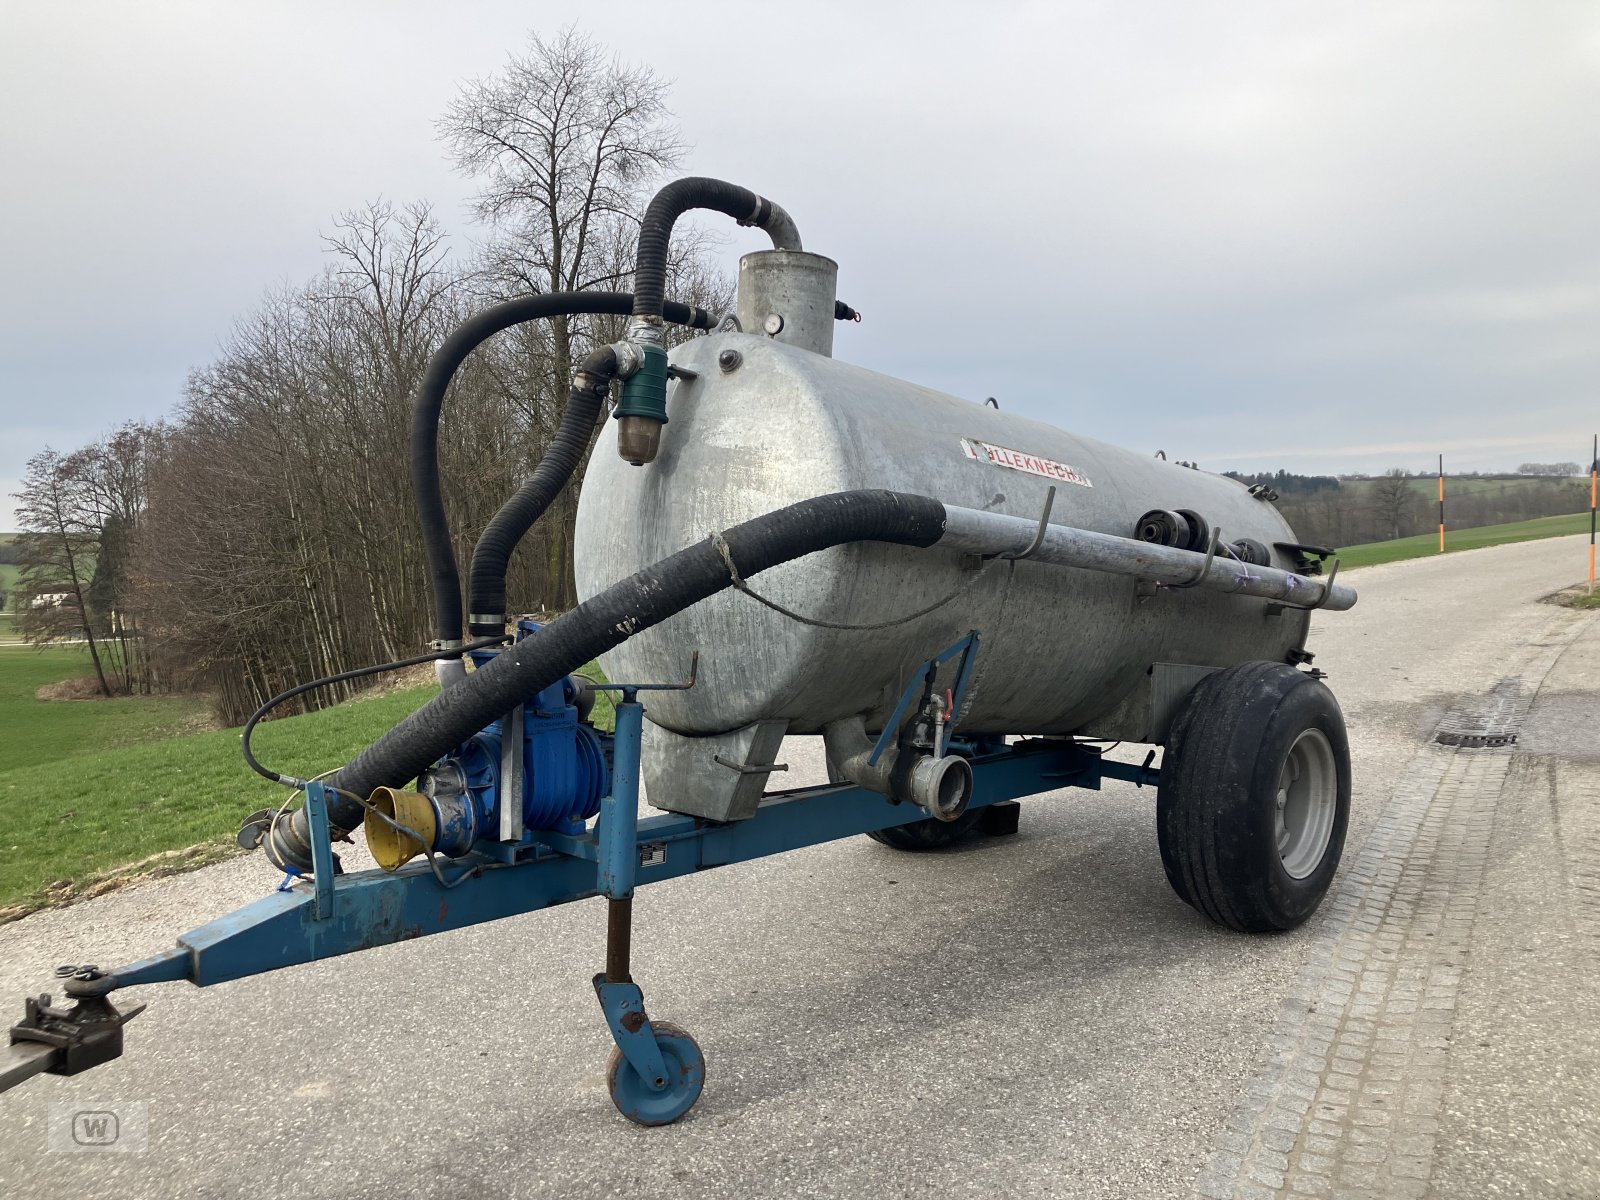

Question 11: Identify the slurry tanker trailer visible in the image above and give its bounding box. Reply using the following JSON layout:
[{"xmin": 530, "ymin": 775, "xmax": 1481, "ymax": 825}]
[{"xmin": 2, "ymin": 178, "xmax": 1355, "ymax": 1124}]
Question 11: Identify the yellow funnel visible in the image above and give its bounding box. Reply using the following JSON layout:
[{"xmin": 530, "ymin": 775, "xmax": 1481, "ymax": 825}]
[{"xmin": 364, "ymin": 787, "xmax": 436, "ymax": 871}]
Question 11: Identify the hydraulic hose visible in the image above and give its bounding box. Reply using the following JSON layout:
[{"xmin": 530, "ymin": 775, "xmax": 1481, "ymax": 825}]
[
  {"xmin": 262, "ymin": 490, "xmax": 947, "ymax": 871},
  {"xmin": 240, "ymin": 636, "xmax": 511, "ymax": 787},
  {"xmin": 466, "ymin": 344, "xmax": 617, "ymax": 636},
  {"xmin": 412, "ymin": 292, "xmax": 716, "ymax": 648},
  {"xmin": 631, "ymin": 178, "xmax": 802, "ymax": 326}
]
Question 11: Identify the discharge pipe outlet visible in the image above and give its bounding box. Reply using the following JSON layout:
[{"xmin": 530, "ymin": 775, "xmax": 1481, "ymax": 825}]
[
  {"xmin": 364, "ymin": 785, "xmax": 484, "ymax": 870},
  {"xmin": 908, "ymin": 754, "xmax": 974, "ymax": 821},
  {"xmin": 822, "ymin": 717, "xmax": 974, "ymax": 822}
]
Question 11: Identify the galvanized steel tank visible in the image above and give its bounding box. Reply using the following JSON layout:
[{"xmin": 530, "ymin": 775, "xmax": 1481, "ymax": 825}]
[{"xmin": 574, "ymin": 331, "xmax": 1309, "ymax": 742}]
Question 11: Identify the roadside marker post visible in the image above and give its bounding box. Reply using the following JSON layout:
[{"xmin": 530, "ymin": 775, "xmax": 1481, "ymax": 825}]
[
  {"xmin": 1440, "ymin": 454, "xmax": 1452, "ymax": 560},
  {"xmin": 1589, "ymin": 435, "xmax": 1596, "ymax": 596}
]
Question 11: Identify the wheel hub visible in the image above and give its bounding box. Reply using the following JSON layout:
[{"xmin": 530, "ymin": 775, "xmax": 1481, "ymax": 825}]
[{"xmin": 1274, "ymin": 727, "xmax": 1338, "ymax": 879}]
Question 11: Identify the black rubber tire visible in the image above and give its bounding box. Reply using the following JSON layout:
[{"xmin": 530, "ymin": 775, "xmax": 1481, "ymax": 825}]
[
  {"xmin": 1157, "ymin": 661, "xmax": 1350, "ymax": 932},
  {"xmin": 866, "ymin": 810, "xmax": 985, "ymax": 851},
  {"xmin": 826, "ymin": 755, "xmax": 985, "ymax": 851}
]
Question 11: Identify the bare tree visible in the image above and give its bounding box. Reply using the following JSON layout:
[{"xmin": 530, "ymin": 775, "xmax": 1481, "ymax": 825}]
[
  {"xmin": 319, "ymin": 199, "xmax": 458, "ymax": 663},
  {"xmin": 1372, "ymin": 469, "xmax": 1416, "ymax": 541},
  {"xmin": 439, "ymin": 26, "xmax": 684, "ymax": 293},
  {"xmin": 74, "ymin": 423, "xmax": 158, "ymax": 693},
  {"xmin": 29, "ymin": 29, "xmax": 736, "ymax": 723},
  {"xmin": 135, "ymin": 207, "xmax": 474, "ymax": 724},
  {"xmin": 438, "ymin": 25, "xmax": 727, "ymax": 607},
  {"xmin": 12, "ymin": 449, "xmax": 114, "ymax": 695}
]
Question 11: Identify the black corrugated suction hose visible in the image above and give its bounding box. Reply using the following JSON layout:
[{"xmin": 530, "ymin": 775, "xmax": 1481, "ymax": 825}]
[
  {"xmin": 412, "ymin": 292, "xmax": 716, "ymax": 647},
  {"xmin": 632, "ymin": 177, "xmax": 802, "ymax": 325},
  {"xmin": 466, "ymin": 344, "xmax": 618, "ymax": 635},
  {"xmin": 263, "ymin": 490, "xmax": 947, "ymax": 870}
]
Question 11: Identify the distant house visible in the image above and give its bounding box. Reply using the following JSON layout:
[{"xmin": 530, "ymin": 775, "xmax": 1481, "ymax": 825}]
[{"xmin": 30, "ymin": 592, "xmax": 75, "ymax": 609}]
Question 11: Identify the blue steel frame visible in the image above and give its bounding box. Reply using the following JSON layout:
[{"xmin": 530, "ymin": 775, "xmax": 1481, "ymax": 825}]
[{"xmin": 72, "ymin": 735, "xmax": 1157, "ymax": 997}]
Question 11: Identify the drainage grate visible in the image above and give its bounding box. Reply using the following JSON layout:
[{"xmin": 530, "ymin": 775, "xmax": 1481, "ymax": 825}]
[
  {"xmin": 1433, "ymin": 731, "xmax": 1518, "ymax": 749},
  {"xmin": 1431, "ymin": 676, "xmax": 1525, "ymax": 750}
]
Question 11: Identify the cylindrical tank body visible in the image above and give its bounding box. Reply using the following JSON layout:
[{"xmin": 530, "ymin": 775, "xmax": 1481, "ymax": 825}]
[{"xmin": 574, "ymin": 332, "xmax": 1309, "ymax": 740}]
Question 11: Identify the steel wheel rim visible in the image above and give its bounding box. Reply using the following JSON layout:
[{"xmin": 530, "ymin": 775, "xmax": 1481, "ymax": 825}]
[
  {"xmin": 606, "ymin": 1024, "xmax": 705, "ymax": 1126},
  {"xmin": 1274, "ymin": 727, "xmax": 1337, "ymax": 879}
]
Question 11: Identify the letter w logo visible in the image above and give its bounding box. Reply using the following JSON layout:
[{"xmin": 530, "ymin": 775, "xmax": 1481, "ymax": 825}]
[{"xmin": 72, "ymin": 1112, "xmax": 119, "ymax": 1145}]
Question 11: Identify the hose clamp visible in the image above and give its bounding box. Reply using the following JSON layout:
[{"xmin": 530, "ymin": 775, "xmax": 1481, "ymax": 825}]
[
  {"xmin": 625, "ymin": 318, "xmax": 664, "ymax": 346},
  {"xmin": 610, "ymin": 341, "xmax": 647, "ymax": 381},
  {"xmin": 741, "ymin": 195, "xmax": 768, "ymax": 228}
]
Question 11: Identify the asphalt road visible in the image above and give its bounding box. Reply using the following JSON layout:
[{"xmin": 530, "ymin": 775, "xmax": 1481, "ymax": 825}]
[{"xmin": 1, "ymin": 534, "xmax": 1596, "ymax": 1198}]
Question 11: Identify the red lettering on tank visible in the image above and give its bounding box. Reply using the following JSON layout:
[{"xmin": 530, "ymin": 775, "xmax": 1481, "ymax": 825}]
[{"xmin": 959, "ymin": 437, "xmax": 1094, "ymax": 488}]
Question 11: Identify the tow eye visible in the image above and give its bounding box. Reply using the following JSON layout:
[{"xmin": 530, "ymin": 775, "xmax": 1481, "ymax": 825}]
[{"xmin": 1, "ymin": 966, "xmax": 145, "ymax": 1092}]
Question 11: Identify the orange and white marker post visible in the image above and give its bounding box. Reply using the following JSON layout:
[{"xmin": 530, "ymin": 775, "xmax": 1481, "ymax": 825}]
[
  {"xmin": 1437, "ymin": 454, "xmax": 1446, "ymax": 553},
  {"xmin": 1589, "ymin": 435, "xmax": 1597, "ymax": 595}
]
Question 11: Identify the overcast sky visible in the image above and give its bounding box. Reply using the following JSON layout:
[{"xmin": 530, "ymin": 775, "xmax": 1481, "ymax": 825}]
[{"xmin": 2, "ymin": 1, "xmax": 1597, "ymax": 527}]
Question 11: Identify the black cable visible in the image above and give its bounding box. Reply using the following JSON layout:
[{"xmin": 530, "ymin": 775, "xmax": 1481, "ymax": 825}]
[{"xmin": 241, "ymin": 636, "xmax": 510, "ymax": 786}]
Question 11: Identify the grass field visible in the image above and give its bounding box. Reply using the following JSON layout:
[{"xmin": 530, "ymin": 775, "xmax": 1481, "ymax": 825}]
[
  {"xmin": 1399, "ymin": 475, "xmax": 1567, "ymax": 497},
  {"xmin": 0, "ymin": 646, "xmax": 613, "ymax": 913},
  {"xmin": 1319, "ymin": 474, "xmax": 1583, "ymax": 502},
  {"xmin": 0, "ymin": 562, "xmax": 18, "ymax": 637},
  {"xmin": 0, "ymin": 646, "xmax": 209, "ymax": 770},
  {"xmin": 1339, "ymin": 510, "xmax": 1592, "ymax": 569}
]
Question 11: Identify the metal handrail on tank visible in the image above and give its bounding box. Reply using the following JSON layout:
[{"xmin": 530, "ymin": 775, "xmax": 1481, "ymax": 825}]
[{"xmin": 936, "ymin": 505, "xmax": 1357, "ymax": 611}]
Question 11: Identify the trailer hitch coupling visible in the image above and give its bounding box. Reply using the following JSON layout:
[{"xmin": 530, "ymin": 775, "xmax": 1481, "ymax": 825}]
[{"xmin": 3, "ymin": 978, "xmax": 145, "ymax": 1092}]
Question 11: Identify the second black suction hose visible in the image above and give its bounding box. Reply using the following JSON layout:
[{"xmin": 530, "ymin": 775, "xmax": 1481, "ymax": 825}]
[
  {"xmin": 427, "ymin": 178, "xmax": 802, "ymax": 642},
  {"xmin": 412, "ymin": 291, "xmax": 717, "ymax": 650}
]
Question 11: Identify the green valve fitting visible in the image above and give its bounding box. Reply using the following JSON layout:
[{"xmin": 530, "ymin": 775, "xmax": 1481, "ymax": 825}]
[
  {"xmin": 615, "ymin": 343, "xmax": 669, "ymax": 424},
  {"xmin": 613, "ymin": 342, "xmax": 670, "ymax": 465}
]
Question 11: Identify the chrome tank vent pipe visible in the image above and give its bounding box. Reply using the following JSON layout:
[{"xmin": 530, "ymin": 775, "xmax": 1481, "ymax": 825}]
[{"xmin": 736, "ymin": 250, "xmax": 839, "ymax": 358}]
